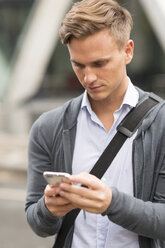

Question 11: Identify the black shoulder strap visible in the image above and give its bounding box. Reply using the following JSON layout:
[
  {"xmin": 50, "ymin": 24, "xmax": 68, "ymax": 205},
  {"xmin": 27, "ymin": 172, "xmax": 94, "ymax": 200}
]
[{"xmin": 53, "ymin": 92, "xmax": 162, "ymax": 248}]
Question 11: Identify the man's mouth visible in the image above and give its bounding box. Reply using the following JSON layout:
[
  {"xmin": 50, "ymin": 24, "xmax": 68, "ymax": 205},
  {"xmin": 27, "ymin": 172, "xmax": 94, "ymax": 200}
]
[{"xmin": 88, "ymin": 85, "xmax": 102, "ymax": 91}]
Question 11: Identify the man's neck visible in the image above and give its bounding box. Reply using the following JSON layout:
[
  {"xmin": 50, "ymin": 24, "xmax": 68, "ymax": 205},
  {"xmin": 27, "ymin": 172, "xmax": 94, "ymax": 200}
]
[
  {"xmin": 88, "ymin": 83, "xmax": 129, "ymax": 132},
  {"xmin": 89, "ymin": 88, "xmax": 127, "ymax": 116}
]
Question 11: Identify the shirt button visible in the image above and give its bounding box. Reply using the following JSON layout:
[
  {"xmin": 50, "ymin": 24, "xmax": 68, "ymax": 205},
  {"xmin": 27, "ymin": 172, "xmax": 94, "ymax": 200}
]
[
  {"xmin": 101, "ymin": 177, "xmax": 107, "ymax": 183},
  {"xmin": 98, "ymin": 234, "xmax": 104, "ymax": 239}
]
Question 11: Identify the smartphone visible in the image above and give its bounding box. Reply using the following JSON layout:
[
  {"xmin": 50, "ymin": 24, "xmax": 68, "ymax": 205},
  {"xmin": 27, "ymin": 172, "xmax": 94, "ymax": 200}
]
[{"xmin": 43, "ymin": 171, "xmax": 71, "ymax": 184}]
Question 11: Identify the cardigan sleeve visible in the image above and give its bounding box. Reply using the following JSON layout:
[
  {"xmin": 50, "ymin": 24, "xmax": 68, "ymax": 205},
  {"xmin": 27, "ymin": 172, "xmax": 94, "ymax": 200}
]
[
  {"xmin": 102, "ymin": 103, "xmax": 165, "ymax": 241},
  {"xmin": 25, "ymin": 116, "xmax": 63, "ymax": 237},
  {"xmin": 102, "ymin": 184, "xmax": 165, "ymax": 241}
]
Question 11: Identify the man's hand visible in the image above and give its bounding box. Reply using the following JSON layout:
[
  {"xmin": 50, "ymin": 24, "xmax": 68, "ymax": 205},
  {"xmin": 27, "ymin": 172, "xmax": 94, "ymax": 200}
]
[
  {"xmin": 44, "ymin": 184, "xmax": 75, "ymax": 217},
  {"xmin": 59, "ymin": 172, "xmax": 112, "ymax": 214}
]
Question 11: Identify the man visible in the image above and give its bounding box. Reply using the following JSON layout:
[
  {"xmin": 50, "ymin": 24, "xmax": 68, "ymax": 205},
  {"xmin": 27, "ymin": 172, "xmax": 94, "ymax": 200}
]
[{"xmin": 25, "ymin": 0, "xmax": 165, "ymax": 247}]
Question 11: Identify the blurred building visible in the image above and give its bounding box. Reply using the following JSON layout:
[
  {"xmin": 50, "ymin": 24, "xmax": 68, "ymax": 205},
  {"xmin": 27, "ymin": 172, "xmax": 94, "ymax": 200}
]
[{"xmin": 0, "ymin": 0, "xmax": 165, "ymax": 134}]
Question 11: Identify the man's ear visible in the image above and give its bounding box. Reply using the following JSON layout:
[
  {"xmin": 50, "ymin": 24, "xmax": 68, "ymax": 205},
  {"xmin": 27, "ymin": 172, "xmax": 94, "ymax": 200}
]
[{"xmin": 125, "ymin": 40, "xmax": 134, "ymax": 65}]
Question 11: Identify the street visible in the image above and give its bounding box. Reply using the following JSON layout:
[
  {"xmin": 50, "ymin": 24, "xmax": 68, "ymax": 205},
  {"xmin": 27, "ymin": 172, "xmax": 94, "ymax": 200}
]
[{"xmin": 0, "ymin": 170, "xmax": 54, "ymax": 248}]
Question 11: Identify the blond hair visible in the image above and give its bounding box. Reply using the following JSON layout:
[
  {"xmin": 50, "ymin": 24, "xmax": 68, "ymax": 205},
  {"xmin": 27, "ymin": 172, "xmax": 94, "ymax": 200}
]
[{"xmin": 60, "ymin": 0, "xmax": 133, "ymax": 49}]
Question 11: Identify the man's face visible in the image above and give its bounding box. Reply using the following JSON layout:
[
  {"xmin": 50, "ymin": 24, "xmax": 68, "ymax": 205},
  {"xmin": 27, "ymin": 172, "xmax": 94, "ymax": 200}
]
[{"xmin": 68, "ymin": 29, "xmax": 133, "ymax": 105}]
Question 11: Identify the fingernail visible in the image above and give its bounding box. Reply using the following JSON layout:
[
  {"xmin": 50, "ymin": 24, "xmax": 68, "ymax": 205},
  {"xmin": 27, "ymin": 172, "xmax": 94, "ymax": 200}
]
[
  {"xmin": 60, "ymin": 183, "xmax": 64, "ymax": 188},
  {"xmin": 59, "ymin": 191, "xmax": 64, "ymax": 196},
  {"xmin": 70, "ymin": 175, "xmax": 75, "ymax": 180}
]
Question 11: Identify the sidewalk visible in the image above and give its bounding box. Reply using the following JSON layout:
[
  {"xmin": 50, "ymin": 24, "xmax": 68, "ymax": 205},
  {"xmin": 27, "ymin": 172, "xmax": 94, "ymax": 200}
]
[{"xmin": 0, "ymin": 132, "xmax": 55, "ymax": 248}]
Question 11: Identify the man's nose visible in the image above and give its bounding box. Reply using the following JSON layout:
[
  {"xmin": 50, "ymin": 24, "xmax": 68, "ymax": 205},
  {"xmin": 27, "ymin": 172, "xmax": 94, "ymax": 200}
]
[{"xmin": 84, "ymin": 67, "xmax": 97, "ymax": 84}]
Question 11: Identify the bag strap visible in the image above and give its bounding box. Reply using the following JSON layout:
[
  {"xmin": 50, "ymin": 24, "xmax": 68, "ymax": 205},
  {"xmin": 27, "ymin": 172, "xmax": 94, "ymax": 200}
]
[{"xmin": 53, "ymin": 92, "xmax": 162, "ymax": 248}]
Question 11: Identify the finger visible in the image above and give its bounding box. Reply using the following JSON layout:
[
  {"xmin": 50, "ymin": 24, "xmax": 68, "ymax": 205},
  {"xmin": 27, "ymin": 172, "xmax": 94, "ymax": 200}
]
[
  {"xmin": 60, "ymin": 182, "xmax": 94, "ymax": 199},
  {"xmin": 60, "ymin": 176, "xmax": 105, "ymax": 199},
  {"xmin": 44, "ymin": 184, "xmax": 61, "ymax": 197},
  {"xmin": 59, "ymin": 187, "xmax": 102, "ymax": 206},
  {"xmin": 59, "ymin": 190, "xmax": 93, "ymax": 205},
  {"xmin": 48, "ymin": 202, "xmax": 75, "ymax": 217},
  {"xmin": 59, "ymin": 183, "xmax": 112, "ymax": 213},
  {"xmin": 60, "ymin": 190, "xmax": 111, "ymax": 214},
  {"xmin": 56, "ymin": 204, "xmax": 76, "ymax": 216},
  {"xmin": 59, "ymin": 190, "xmax": 108, "ymax": 213},
  {"xmin": 61, "ymin": 177, "xmax": 72, "ymax": 184},
  {"xmin": 59, "ymin": 187, "xmax": 99, "ymax": 209},
  {"xmin": 45, "ymin": 194, "xmax": 70, "ymax": 206},
  {"xmin": 70, "ymin": 173, "xmax": 100, "ymax": 189}
]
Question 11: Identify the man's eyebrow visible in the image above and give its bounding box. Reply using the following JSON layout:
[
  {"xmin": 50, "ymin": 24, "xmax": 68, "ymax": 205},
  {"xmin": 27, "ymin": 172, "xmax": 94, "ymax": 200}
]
[
  {"xmin": 70, "ymin": 59, "xmax": 83, "ymax": 64},
  {"xmin": 92, "ymin": 58, "xmax": 110, "ymax": 63},
  {"xmin": 71, "ymin": 57, "xmax": 110, "ymax": 65}
]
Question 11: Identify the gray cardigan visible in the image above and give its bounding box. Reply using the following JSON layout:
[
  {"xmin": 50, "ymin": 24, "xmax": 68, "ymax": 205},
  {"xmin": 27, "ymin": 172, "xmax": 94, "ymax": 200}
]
[{"xmin": 25, "ymin": 88, "xmax": 165, "ymax": 248}]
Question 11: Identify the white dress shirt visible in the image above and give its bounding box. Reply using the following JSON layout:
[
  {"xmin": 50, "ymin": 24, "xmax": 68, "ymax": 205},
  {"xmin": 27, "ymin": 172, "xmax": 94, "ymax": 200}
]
[{"xmin": 71, "ymin": 80, "xmax": 140, "ymax": 248}]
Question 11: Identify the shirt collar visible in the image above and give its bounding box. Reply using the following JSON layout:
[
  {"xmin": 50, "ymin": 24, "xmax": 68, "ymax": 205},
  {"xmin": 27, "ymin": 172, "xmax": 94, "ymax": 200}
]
[
  {"xmin": 81, "ymin": 90, "xmax": 93, "ymax": 115},
  {"xmin": 81, "ymin": 78, "xmax": 139, "ymax": 113},
  {"xmin": 121, "ymin": 78, "xmax": 139, "ymax": 108}
]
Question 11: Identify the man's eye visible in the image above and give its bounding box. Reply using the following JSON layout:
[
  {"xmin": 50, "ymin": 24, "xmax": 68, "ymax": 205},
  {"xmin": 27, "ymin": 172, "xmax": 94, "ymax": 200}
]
[
  {"xmin": 94, "ymin": 63, "xmax": 103, "ymax": 67},
  {"xmin": 73, "ymin": 63, "xmax": 84, "ymax": 68},
  {"xmin": 93, "ymin": 61, "xmax": 108, "ymax": 67}
]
